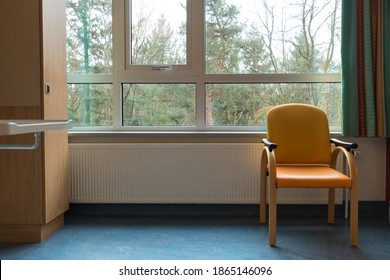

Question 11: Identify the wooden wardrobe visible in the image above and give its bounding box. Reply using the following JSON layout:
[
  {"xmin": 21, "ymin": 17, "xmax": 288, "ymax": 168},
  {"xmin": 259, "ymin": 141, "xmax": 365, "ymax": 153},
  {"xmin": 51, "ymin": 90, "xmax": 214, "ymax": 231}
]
[{"xmin": 0, "ymin": 0, "xmax": 69, "ymax": 242}]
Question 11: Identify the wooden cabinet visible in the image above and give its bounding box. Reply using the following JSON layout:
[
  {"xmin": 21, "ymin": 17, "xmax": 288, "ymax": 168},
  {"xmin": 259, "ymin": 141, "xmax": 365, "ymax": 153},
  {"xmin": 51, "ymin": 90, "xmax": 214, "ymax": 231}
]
[{"xmin": 0, "ymin": 0, "xmax": 68, "ymax": 242}]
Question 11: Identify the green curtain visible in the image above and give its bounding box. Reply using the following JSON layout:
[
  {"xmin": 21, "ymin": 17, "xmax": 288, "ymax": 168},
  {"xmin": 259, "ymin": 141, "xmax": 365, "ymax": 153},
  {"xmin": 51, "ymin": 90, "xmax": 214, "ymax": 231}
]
[
  {"xmin": 385, "ymin": 1, "xmax": 390, "ymax": 136},
  {"xmin": 342, "ymin": 0, "xmax": 390, "ymax": 137},
  {"xmin": 342, "ymin": 1, "xmax": 359, "ymax": 136}
]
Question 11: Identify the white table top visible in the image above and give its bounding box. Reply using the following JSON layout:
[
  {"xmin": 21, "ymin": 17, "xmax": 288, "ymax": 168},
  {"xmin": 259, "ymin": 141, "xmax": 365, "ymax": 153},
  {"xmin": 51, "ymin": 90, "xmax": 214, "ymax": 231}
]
[{"xmin": 0, "ymin": 120, "xmax": 72, "ymax": 136}]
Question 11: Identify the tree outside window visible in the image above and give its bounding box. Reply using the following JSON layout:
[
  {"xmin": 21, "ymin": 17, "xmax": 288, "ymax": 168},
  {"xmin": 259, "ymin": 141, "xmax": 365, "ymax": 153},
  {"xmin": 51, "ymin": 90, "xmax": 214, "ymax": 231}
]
[{"xmin": 66, "ymin": 0, "xmax": 341, "ymax": 130}]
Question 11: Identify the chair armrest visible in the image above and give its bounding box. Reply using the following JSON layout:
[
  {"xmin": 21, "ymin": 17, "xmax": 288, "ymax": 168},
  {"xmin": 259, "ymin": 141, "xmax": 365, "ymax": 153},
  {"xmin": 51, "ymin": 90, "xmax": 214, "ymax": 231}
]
[
  {"xmin": 331, "ymin": 146, "xmax": 358, "ymax": 181},
  {"xmin": 262, "ymin": 138, "xmax": 277, "ymax": 152},
  {"xmin": 330, "ymin": 138, "xmax": 358, "ymax": 151}
]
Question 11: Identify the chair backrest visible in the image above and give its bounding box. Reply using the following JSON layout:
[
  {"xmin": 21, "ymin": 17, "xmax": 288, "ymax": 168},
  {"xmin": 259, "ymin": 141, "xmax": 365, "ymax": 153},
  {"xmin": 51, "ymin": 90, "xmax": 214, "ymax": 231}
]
[{"xmin": 266, "ymin": 103, "xmax": 332, "ymax": 165}]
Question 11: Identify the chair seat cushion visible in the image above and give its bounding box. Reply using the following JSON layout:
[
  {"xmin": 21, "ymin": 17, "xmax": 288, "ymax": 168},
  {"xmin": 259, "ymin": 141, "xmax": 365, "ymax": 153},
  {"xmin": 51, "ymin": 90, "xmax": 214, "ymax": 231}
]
[{"xmin": 276, "ymin": 165, "xmax": 351, "ymax": 188}]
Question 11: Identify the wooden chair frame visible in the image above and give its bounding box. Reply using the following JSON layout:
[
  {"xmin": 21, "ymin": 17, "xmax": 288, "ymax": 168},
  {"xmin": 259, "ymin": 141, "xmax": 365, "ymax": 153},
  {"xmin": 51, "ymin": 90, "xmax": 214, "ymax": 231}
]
[{"xmin": 259, "ymin": 106, "xmax": 359, "ymax": 247}]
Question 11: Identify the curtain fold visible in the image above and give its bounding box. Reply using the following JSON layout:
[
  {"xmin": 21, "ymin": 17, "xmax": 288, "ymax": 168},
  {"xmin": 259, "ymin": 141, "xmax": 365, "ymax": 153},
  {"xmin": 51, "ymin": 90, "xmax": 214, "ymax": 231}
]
[
  {"xmin": 342, "ymin": 1, "xmax": 359, "ymax": 136},
  {"xmin": 342, "ymin": 0, "xmax": 390, "ymax": 137},
  {"xmin": 384, "ymin": 1, "xmax": 390, "ymax": 135}
]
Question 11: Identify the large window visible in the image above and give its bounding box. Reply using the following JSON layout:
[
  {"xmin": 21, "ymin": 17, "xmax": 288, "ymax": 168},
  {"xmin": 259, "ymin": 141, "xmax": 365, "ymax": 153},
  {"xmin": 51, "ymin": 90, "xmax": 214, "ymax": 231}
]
[{"xmin": 66, "ymin": 0, "xmax": 342, "ymax": 132}]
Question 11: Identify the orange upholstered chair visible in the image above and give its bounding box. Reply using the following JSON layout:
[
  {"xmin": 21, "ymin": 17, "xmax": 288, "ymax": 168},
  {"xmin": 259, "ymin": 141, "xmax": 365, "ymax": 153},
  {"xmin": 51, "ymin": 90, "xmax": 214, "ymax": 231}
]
[{"xmin": 260, "ymin": 103, "xmax": 359, "ymax": 246}]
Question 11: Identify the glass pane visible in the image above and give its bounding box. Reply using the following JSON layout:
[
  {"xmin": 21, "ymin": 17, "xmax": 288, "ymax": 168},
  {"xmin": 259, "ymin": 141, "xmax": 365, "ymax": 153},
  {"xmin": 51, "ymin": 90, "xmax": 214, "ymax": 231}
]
[
  {"xmin": 205, "ymin": 0, "xmax": 341, "ymax": 74},
  {"xmin": 122, "ymin": 84, "xmax": 195, "ymax": 126},
  {"xmin": 130, "ymin": 0, "xmax": 187, "ymax": 65},
  {"xmin": 68, "ymin": 84, "xmax": 113, "ymax": 126},
  {"xmin": 66, "ymin": 0, "xmax": 113, "ymax": 74},
  {"xmin": 205, "ymin": 83, "xmax": 341, "ymax": 131}
]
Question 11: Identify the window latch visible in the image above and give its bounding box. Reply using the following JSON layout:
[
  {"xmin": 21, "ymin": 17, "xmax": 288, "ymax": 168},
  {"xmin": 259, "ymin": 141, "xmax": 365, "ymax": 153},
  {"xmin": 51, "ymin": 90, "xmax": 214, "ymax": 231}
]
[{"xmin": 151, "ymin": 65, "xmax": 171, "ymax": 71}]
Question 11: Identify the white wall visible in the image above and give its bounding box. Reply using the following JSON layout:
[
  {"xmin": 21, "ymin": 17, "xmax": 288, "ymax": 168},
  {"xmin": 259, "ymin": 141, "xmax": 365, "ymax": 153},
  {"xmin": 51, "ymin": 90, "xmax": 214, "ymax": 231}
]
[{"xmin": 342, "ymin": 137, "xmax": 386, "ymax": 201}]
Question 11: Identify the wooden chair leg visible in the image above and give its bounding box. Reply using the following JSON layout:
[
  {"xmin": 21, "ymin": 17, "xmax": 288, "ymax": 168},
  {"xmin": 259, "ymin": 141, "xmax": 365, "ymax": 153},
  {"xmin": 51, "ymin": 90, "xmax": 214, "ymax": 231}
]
[
  {"xmin": 260, "ymin": 167, "xmax": 267, "ymax": 224},
  {"xmin": 349, "ymin": 185, "xmax": 358, "ymax": 246},
  {"xmin": 328, "ymin": 188, "xmax": 335, "ymax": 224},
  {"xmin": 268, "ymin": 184, "xmax": 277, "ymax": 246}
]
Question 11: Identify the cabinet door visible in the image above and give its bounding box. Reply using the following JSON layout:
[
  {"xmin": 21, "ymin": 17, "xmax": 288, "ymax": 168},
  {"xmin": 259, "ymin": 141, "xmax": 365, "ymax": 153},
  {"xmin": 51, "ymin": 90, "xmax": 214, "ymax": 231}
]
[
  {"xmin": 0, "ymin": 0, "xmax": 41, "ymax": 107},
  {"xmin": 0, "ymin": 0, "xmax": 43, "ymax": 224},
  {"xmin": 42, "ymin": 0, "xmax": 67, "ymax": 120},
  {"xmin": 41, "ymin": 0, "xmax": 69, "ymax": 223}
]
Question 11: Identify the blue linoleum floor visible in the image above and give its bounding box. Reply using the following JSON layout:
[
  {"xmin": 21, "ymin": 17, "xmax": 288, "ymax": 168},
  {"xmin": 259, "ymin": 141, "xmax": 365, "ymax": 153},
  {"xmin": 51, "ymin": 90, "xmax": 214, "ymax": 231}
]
[{"xmin": 0, "ymin": 203, "xmax": 389, "ymax": 260}]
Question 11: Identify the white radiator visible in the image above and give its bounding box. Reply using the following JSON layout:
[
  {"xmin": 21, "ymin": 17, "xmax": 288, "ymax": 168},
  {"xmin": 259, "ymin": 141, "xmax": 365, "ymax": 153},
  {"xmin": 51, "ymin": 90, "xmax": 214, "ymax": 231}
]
[{"xmin": 69, "ymin": 143, "xmax": 343, "ymax": 204}]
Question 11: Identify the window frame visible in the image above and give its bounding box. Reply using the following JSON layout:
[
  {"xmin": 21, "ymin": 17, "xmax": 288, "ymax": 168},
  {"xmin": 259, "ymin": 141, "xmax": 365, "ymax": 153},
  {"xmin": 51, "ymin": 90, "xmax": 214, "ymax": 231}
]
[{"xmin": 67, "ymin": 0, "xmax": 342, "ymax": 133}]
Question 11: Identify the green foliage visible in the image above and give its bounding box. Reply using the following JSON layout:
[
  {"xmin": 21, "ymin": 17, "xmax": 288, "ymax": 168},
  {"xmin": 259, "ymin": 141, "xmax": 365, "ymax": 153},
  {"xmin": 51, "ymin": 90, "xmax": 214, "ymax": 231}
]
[
  {"xmin": 205, "ymin": 0, "xmax": 342, "ymax": 127},
  {"xmin": 122, "ymin": 84, "xmax": 195, "ymax": 126},
  {"xmin": 205, "ymin": 0, "xmax": 244, "ymax": 73},
  {"xmin": 66, "ymin": 0, "xmax": 342, "ymax": 128},
  {"xmin": 131, "ymin": 0, "xmax": 186, "ymax": 65},
  {"xmin": 67, "ymin": 84, "xmax": 113, "ymax": 126},
  {"xmin": 66, "ymin": 0, "xmax": 113, "ymax": 126},
  {"xmin": 66, "ymin": 0, "xmax": 112, "ymax": 74}
]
